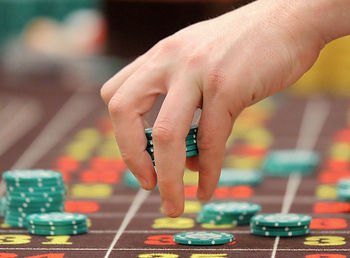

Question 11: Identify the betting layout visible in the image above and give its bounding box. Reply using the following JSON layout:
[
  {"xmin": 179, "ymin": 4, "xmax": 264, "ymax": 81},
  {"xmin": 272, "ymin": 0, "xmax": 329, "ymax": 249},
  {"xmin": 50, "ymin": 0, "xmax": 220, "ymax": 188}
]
[{"xmin": 0, "ymin": 84, "xmax": 349, "ymax": 257}]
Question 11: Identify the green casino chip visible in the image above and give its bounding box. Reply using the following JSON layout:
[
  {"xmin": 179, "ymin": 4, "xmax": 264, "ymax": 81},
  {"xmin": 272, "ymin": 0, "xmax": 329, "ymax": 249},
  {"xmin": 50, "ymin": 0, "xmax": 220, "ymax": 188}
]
[
  {"xmin": 251, "ymin": 224, "xmax": 309, "ymax": 232},
  {"xmin": 251, "ymin": 227, "xmax": 310, "ymax": 237},
  {"xmin": 122, "ymin": 170, "xmax": 140, "ymax": 189},
  {"xmin": 14, "ymin": 205, "xmax": 64, "ymax": 214},
  {"xmin": 186, "ymin": 144, "xmax": 198, "ymax": 152},
  {"xmin": 196, "ymin": 210, "xmax": 253, "ymax": 225},
  {"xmin": 338, "ymin": 178, "xmax": 350, "ymax": 189},
  {"xmin": 262, "ymin": 150, "xmax": 320, "ymax": 176},
  {"xmin": 196, "ymin": 212, "xmax": 238, "ymax": 225},
  {"xmin": 28, "ymin": 223, "xmax": 87, "ymax": 231},
  {"xmin": 251, "ymin": 213, "xmax": 312, "ymax": 227},
  {"xmin": 202, "ymin": 202, "xmax": 261, "ymax": 216},
  {"xmin": 8, "ymin": 190, "xmax": 66, "ymax": 198},
  {"xmin": 3, "ymin": 170, "xmax": 63, "ymax": 183},
  {"xmin": 5, "ymin": 219, "xmax": 26, "ymax": 228},
  {"xmin": 0, "ymin": 197, "xmax": 6, "ymax": 217},
  {"xmin": 218, "ymin": 169, "xmax": 263, "ymax": 186},
  {"xmin": 186, "ymin": 150, "xmax": 198, "ymax": 157},
  {"xmin": 196, "ymin": 213, "xmax": 251, "ymax": 225},
  {"xmin": 337, "ymin": 188, "xmax": 350, "ymax": 200},
  {"xmin": 27, "ymin": 212, "xmax": 87, "ymax": 226},
  {"xmin": 6, "ymin": 200, "xmax": 63, "ymax": 209},
  {"xmin": 6, "ymin": 195, "xmax": 65, "ymax": 203},
  {"xmin": 7, "ymin": 185, "xmax": 65, "ymax": 193},
  {"xmin": 28, "ymin": 227, "xmax": 88, "ymax": 236},
  {"xmin": 5, "ymin": 179, "xmax": 64, "ymax": 188},
  {"xmin": 173, "ymin": 231, "xmax": 234, "ymax": 245}
]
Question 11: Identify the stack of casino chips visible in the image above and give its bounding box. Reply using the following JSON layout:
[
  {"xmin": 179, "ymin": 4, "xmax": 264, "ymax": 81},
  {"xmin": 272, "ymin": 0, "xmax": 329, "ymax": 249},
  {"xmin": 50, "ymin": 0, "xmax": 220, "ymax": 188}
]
[
  {"xmin": 3, "ymin": 169, "xmax": 66, "ymax": 228},
  {"xmin": 26, "ymin": 212, "xmax": 88, "ymax": 236},
  {"xmin": 196, "ymin": 201, "xmax": 261, "ymax": 226},
  {"xmin": 145, "ymin": 124, "xmax": 199, "ymax": 164},
  {"xmin": 250, "ymin": 213, "xmax": 312, "ymax": 237},
  {"xmin": 262, "ymin": 149, "xmax": 320, "ymax": 176},
  {"xmin": 337, "ymin": 178, "xmax": 350, "ymax": 201}
]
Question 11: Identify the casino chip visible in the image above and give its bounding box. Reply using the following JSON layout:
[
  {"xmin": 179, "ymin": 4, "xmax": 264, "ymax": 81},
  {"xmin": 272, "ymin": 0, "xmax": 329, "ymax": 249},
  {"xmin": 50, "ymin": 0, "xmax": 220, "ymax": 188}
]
[
  {"xmin": 173, "ymin": 231, "xmax": 234, "ymax": 245},
  {"xmin": 250, "ymin": 213, "xmax": 312, "ymax": 237},
  {"xmin": 337, "ymin": 178, "xmax": 350, "ymax": 201},
  {"xmin": 26, "ymin": 212, "xmax": 88, "ymax": 236},
  {"xmin": 197, "ymin": 201, "xmax": 261, "ymax": 226},
  {"xmin": 218, "ymin": 169, "xmax": 263, "ymax": 186},
  {"xmin": 0, "ymin": 197, "xmax": 7, "ymax": 217},
  {"xmin": 123, "ymin": 170, "xmax": 141, "ymax": 189},
  {"xmin": 145, "ymin": 124, "xmax": 199, "ymax": 164},
  {"xmin": 262, "ymin": 149, "xmax": 320, "ymax": 176},
  {"xmin": 3, "ymin": 169, "xmax": 66, "ymax": 228}
]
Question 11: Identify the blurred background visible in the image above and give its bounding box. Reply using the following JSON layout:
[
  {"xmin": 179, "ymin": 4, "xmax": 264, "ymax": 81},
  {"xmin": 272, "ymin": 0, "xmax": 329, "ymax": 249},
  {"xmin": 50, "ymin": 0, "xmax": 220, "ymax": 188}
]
[{"xmin": 0, "ymin": 0, "xmax": 349, "ymax": 94}]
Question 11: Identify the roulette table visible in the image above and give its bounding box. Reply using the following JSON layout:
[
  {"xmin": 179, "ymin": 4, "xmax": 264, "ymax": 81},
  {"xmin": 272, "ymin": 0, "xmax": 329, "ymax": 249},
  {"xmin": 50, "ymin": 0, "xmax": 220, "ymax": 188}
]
[{"xmin": 0, "ymin": 75, "xmax": 349, "ymax": 258}]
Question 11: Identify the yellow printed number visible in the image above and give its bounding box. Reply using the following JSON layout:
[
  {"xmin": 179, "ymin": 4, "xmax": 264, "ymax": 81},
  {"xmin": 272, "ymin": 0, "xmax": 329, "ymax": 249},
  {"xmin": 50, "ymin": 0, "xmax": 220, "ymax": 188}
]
[
  {"xmin": 139, "ymin": 254, "xmax": 178, "ymax": 258},
  {"xmin": 152, "ymin": 218, "xmax": 194, "ymax": 229},
  {"xmin": 201, "ymin": 223, "xmax": 235, "ymax": 229},
  {"xmin": 191, "ymin": 255, "xmax": 227, "ymax": 258},
  {"xmin": 70, "ymin": 184, "xmax": 113, "ymax": 198},
  {"xmin": 42, "ymin": 236, "xmax": 72, "ymax": 245},
  {"xmin": 0, "ymin": 235, "xmax": 31, "ymax": 244},
  {"xmin": 315, "ymin": 185, "xmax": 337, "ymax": 200},
  {"xmin": 304, "ymin": 236, "xmax": 346, "ymax": 246}
]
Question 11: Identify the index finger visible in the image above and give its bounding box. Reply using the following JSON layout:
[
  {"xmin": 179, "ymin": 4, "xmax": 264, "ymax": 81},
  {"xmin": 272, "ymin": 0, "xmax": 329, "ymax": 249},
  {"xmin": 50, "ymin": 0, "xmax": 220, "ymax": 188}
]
[{"xmin": 108, "ymin": 68, "xmax": 165, "ymax": 190}]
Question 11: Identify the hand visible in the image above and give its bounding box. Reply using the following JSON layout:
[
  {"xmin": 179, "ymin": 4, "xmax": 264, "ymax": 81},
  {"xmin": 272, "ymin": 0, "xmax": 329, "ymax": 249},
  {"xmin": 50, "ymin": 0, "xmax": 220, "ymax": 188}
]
[{"xmin": 101, "ymin": 0, "xmax": 325, "ymax": 217}]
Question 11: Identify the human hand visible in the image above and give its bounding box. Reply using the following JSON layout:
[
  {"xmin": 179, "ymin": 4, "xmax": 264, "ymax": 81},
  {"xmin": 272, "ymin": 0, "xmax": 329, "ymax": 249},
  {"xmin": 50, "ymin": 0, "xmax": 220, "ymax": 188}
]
[{"xmin": 101, "ymin": 0, "xmax": 325, "ymax": 217}]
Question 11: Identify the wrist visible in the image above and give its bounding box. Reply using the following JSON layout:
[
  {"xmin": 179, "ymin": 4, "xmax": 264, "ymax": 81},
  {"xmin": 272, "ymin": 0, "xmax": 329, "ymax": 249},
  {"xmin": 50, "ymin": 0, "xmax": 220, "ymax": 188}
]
[{"xmin": 291, "ymin": 0, "xmax": 350, "ymax": 44}]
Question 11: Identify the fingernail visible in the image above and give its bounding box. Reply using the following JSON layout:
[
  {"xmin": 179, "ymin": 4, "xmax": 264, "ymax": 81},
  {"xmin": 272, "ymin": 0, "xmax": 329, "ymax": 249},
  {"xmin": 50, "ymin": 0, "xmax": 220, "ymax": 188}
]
[{"xmin": 163, "ymin": 201, "xmax": 178, "ymax": 217}]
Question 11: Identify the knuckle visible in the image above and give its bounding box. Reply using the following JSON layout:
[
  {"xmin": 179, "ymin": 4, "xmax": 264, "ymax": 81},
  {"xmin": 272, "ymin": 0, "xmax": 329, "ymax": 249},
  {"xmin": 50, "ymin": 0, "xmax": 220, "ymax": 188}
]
[
  {"xmin": 155, "ymin": 38, "xmax": 179, "ymax": 56},
  {"xmin": 205, "ymin": 69, "xmax": 226, "ymax": 94},
  {"xmin": 183, "ymin": 53, "xmax": 203, "ymax": 69},
  {"xmin": 108, "ymin": 94, "xmax": 128, "ymax": 117},
  {"xmin": 197, "ymin": 136, "xmax": 216, "ymax": 151},
  {"xmin": 119, "ymin": 150, "xmax": 134, "ymax": 165},
  {"xmin": 152, "ymin": 123, "xmax": 176, "ymax": 143},
  {"xmin": 100, "ymin": 81, "xmax": 112, "ymax": 103}
]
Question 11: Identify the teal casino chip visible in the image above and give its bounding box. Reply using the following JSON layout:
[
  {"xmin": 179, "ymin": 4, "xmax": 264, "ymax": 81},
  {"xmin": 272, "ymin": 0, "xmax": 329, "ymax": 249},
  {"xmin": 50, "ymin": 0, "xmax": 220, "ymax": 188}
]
[
  {"xmin": 122, "ymin": 170, "xmax": 141, "ymax": 189},
  {"xmin": 202, "ymin": 201, "xmax": 261, "ymax": 216},
  {"xmin": 251, "ymin": 227, "xmax": 310, "ymax": 237},
  {"xmin": 218, "ymin": 169, "xmax": 263, "ymax": 186},
  {"xmin": 262, "ymin": 149, "xmax": 320, "ymax": 175},
  {"xmin": 186, "ymin": 150, "xmax": 198, "ymax": 157},
  {"xmin": 186, "ymin": 144, "xmax": 198, "ymax": 152},
  {"xmin": 251, "ymin": 213, "xmax": 312, "ymax": 227},
  {"xmin": 251, "ymin": 224, "xmax": 309, "ymax": 232},
  {"xmin": 173, "ymin": 231, "xmax": 234, "ymax": 245},
  {"xmin": 338, "ymin": 178, "xmax": 350, "ymax": 189},
  {"xmin": 28, "ymin": 227, "xmax": 88, "ymax": 236},
  {"xmin": 3, "ymin": 169, "xmax": 63, "ymax": 184},
  {"xmin": 26, "ymin": 212, "xmax": 87, "ymax": 226}
]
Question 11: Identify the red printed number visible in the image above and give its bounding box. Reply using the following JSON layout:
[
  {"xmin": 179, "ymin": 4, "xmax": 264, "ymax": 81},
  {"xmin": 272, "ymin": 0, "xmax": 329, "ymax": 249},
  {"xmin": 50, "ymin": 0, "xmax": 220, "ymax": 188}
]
[
  {"xmin": 310, "ymin": 218, "xmax": 347, "ymax": 229},
  {"xmin": 144, "ymin": 235, "xmax": 177, "ymax": 245}
]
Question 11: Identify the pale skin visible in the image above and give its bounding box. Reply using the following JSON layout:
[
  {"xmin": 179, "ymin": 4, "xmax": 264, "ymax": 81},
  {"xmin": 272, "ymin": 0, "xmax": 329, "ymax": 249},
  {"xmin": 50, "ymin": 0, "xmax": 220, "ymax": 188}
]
[{"xmin": 101, "ymin": 0, "xmax": 350, "ymax": 217}]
